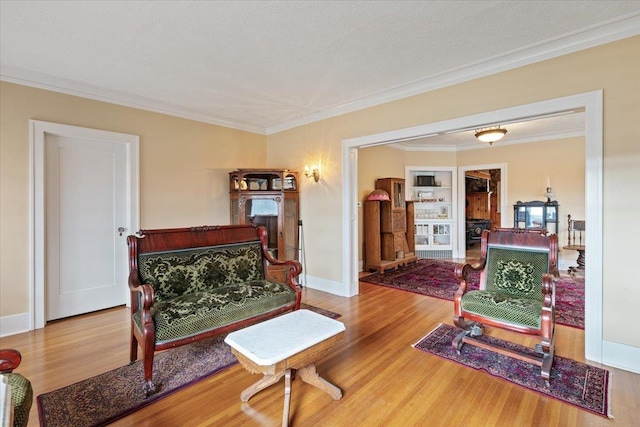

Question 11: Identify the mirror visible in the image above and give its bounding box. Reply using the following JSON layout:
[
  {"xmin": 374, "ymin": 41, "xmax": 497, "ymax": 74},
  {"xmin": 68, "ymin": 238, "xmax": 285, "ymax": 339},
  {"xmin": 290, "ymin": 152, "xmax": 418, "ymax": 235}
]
[{"xmin": 514, "ymin": 200, "xmax": 559, "ymax": 233}]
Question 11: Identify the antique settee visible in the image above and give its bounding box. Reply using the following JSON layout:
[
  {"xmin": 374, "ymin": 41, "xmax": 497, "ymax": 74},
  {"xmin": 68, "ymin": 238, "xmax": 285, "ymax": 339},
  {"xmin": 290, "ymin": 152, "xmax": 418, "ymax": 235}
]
[{"xmin": 127, "ymin": 224, "xmax": 302, "ymax": 395}]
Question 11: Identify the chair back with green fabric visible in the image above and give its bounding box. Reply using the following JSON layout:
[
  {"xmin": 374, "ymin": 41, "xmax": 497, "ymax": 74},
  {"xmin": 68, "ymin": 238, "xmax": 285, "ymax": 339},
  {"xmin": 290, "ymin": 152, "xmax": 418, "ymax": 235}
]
[
  {"xmin": 484, "ymin": 246, "xmax": 549, "ymax": 299},
  {"xmin": 453, "ymin": 228, "xmax": 558, "ymax": 384}
]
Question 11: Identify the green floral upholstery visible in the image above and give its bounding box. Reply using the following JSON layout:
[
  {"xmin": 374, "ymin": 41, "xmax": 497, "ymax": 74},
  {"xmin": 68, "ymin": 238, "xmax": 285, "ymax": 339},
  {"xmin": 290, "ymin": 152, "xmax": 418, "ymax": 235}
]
[
  {"xmin": 135, "ymin": 242, "xmax": 297, "ymax": 344},
  {"xmin": 133, "ymin": 280, "xmax": 296, "ymax": 344},
  {"xmin": 138, "ymin": 243, "xmax": 265, "ymax": 303},
  {"xmin": 453, "ymin": 229, "xmax": 558, "ymax": 384},
  {"xmin": 459, "ymin": 290, "xmax": 543, "ymax": 328},
  {"xmin": 460, "ymin": 246, "xmax": 550, "ymax": 328},
  {"xmin": 4, "ymin": 373, "xmax": 32, "ymax": 427},
  {"xmin": 485, "ymin": 247, "xmax": 549, "ymax": 299}
]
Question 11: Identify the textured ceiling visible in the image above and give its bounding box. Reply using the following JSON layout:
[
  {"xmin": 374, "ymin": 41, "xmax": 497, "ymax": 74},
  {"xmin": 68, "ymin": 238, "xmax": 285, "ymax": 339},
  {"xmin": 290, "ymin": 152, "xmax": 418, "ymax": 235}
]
[{"xmin": 1, "ymin": 1, "xmax": 639, "ymax": 136}]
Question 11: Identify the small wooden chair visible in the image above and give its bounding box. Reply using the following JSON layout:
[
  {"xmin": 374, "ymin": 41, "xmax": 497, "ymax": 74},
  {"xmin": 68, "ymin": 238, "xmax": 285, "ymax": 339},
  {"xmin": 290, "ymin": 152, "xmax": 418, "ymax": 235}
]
[
  {"xmin": 453, "ymin": 228, "xmax": 558, "ymax": 385},
  {"xmin": 564, "ymin": 214, "xmax": 585, "ymax": 275}
]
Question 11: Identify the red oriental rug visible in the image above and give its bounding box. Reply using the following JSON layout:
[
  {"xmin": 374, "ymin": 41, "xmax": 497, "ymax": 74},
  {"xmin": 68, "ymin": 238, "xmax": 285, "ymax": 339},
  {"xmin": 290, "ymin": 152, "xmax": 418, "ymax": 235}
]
[
  {"xmin": 37, "ymin": 304, "xmax": 339, "ymax": 427},
  {"xmin": 360, "ymin": 259, "xmax": 585, "ymax": 329},
  {"xmin": 414, "ymin": 324, "xmax": 612, "ymax": 418}
]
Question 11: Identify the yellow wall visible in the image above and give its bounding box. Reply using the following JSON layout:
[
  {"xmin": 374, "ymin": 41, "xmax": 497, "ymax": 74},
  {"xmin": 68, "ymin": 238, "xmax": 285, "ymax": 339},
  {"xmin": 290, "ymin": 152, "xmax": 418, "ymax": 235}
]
[
  {"xmin": 0, "ymin": 82, "xmax": 266, "ymax": 316},
  {"xmin": 456, "ymin": 137, "xmax": 585, "ymax": 252},
  {"xmin": 267, "ymin": 36, "xmax": 640, "ymax": 347},
  {"xmin": 1, "ymin": 36, "xmax": 639, "ymax": 350}
]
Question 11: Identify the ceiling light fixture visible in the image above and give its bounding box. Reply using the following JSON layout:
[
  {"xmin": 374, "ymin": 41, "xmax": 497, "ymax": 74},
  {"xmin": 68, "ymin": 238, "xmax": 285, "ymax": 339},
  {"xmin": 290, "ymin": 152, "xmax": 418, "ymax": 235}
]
[{"xmin": 475, "ymin": 126, "xmax": 507, "ymax": 145}]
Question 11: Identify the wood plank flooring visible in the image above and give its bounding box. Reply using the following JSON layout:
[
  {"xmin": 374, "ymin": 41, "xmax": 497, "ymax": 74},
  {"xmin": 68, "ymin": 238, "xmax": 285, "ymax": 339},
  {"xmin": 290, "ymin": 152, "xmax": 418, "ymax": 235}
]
[{"xmin": 1, "ymin": 279, "xmax": 638, "ymax": 426}]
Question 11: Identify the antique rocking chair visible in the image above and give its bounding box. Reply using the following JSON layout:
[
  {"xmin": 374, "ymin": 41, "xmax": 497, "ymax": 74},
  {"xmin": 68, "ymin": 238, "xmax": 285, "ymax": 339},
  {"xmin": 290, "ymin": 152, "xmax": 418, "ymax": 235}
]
[{"xmin": 453, "ymin": 228, "xmax": 558, "ymax": 384}]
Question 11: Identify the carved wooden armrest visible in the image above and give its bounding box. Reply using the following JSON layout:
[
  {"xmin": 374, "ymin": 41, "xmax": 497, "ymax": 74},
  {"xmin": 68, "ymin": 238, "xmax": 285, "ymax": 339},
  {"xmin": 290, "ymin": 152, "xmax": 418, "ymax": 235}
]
[
  {"xmin": 454, "ymin": 259, "xmax": 485, "ymax": 281},
  {"xmin": 128, "ymin": 270, "xmax": 156, "ymax": 328},
  {"xmin": 262, "ymin": 252, "xmax": 303, "ymax": 289},
  {"xmin": 541, "ymin": 273, "xmax": 555, "ymax": 309},
  {"xmin": 129, "ymin": 271, "xmax": 156, "ymax": 309},
  {"xmin": 0, "ymin": 349, "xmax": 22, "ymax": 373},
  {"xmin": 454, "ymin": 258, "xmax": 485, "ymax": 293}
]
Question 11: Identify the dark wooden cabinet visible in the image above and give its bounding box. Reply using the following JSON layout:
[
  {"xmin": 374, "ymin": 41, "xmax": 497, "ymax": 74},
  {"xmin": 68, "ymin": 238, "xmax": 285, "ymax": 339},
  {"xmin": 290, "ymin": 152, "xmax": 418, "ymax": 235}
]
[
  {"xmin": 513, "ymin": 200, "xmax": 559, "ymax": 234},
  {"xmin": 229, "ymin": 169, "xmax": 300, "ymax": 281}
]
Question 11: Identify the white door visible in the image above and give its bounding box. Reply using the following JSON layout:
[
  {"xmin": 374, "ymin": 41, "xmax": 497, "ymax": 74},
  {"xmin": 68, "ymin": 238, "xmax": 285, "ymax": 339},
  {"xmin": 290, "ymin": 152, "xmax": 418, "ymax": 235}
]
[{"xmin": 45, "ymin": 134, "xmax": 128, "ymax": 320}]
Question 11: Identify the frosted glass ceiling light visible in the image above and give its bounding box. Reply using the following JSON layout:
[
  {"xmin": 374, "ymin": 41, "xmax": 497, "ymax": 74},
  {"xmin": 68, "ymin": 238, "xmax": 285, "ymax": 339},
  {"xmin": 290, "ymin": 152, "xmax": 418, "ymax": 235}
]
[{"xmin": 475, "ymin": 126, "xmax": 507, "ymax": 145}]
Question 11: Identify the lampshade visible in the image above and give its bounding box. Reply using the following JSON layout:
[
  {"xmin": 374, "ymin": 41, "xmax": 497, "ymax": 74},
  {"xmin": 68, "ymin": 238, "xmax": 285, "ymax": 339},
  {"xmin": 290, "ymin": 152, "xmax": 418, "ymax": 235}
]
[
  {"xmin": 475, "ymin": 127, "xmax": 507, "ymax": 145},
  {"xmin": 367, "ymin": 189, "xmax": 390, "ymax": 201}
]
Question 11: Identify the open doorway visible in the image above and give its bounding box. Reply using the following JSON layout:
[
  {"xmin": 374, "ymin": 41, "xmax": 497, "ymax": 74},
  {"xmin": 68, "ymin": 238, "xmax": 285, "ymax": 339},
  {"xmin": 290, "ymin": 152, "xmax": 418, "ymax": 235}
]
[
  {"xmin": 343, "ymin": 90, "xmax": 602, "ymax": 363},
  {"xmin": 463, "ymin": 167, "xmax": 502, "ymax": 259},
  {"xmin": 457, "ymin": 163, "xmax": 507, "ymax": 260}
]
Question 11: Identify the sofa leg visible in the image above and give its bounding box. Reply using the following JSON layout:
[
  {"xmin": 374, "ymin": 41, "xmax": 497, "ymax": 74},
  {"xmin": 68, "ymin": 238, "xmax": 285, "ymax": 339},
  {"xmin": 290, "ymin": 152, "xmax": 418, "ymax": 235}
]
[
  {"xmin": 143, "ymin": 349, "xmax": 156, "ymax": 397},
  {"xmin": 143, "ymin": 379, "xmax": 157, "ymax": 397},
  {"xmin": 129, "ymin": 336, "xmax": 138, "ymax": 363}
]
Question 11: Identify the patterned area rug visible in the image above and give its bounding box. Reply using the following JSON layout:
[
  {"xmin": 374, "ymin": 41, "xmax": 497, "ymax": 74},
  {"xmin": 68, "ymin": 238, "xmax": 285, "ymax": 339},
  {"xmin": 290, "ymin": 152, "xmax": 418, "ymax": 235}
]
[
  {"xmin": 360, "ymin": 259, "xmax": 584, "ymax": 329},
  {"xmin": 414, "ymin": 324, "xmax": 612, "ymax": 418},
  {"xmin": 37, "ymin": 304, "xmax": 339, "ymax": 427}
]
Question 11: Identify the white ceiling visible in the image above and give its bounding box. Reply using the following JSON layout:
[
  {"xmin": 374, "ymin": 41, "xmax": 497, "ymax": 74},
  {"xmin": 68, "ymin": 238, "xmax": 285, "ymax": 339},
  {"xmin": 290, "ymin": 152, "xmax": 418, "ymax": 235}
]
[{"xmin": 1, "ymin": 1, "xmax": 639, "ymax": 138}]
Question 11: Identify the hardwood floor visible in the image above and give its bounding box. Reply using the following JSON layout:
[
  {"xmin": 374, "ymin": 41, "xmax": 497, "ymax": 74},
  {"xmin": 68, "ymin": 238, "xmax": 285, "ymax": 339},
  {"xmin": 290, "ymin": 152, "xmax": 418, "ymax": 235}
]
[{"xmin": 2, "ymin": 279, "xmax": 638, "ymax": 426}]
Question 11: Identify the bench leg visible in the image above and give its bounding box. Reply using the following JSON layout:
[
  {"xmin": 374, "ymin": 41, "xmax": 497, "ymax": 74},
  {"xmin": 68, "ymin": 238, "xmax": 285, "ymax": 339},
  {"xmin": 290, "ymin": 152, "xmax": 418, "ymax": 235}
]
[
  {"xmin": 282, "ymin": 369, "xmax": 292, "ymax": 427},
  {"xmin": 240, "ymin": 371, "xmax": 286, "ymax": 402},
  {"xmin": 297, "ymin": 363, "xmax": 342, "ymax": 400}
]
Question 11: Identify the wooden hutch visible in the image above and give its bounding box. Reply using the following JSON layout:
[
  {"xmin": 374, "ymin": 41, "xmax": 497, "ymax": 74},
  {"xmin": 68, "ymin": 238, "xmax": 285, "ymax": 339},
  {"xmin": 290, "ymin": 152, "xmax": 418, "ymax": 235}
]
[
  {"xmin": 229, "ymin": 169, "xmax": 300, "ymax": 282},
  {"xmin": 364, "ymin": 177, "xmax": 417, "ymax": 272}
]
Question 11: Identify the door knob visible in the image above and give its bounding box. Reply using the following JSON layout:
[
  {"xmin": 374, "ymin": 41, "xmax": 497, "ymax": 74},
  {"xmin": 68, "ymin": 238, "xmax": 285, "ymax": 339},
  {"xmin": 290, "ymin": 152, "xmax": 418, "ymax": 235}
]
[{"xmin": 118, "ymin": 227, "xmax": 126, "ymax": 236}]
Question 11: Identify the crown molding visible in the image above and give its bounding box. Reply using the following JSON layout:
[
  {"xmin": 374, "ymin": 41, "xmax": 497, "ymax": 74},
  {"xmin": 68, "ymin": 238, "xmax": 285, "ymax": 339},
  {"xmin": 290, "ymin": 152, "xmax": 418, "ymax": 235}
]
[
  {"xmin": 0, "ymin": 66, "xmax": 268, "ymax": 135},
  {"xmin": 267, "ymin": 13, "xmax": 640, "ymax": 135},
  {"xmin": 1, "ymin": 13, "xmax": 638, "ymax": 136}
]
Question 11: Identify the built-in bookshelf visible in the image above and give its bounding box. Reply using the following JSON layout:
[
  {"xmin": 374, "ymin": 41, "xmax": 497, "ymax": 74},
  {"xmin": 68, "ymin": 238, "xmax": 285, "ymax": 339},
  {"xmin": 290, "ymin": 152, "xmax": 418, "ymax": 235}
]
[{"xmin": 405, "ymin": 166, "xmax": 457, "ymax": 259}]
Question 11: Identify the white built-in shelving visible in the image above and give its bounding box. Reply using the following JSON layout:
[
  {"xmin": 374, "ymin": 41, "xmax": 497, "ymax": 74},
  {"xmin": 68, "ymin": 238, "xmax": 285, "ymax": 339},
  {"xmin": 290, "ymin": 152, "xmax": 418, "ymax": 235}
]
[{"xmin": 405, "ymin": 166, "xmax": 457, "ymax": 259}]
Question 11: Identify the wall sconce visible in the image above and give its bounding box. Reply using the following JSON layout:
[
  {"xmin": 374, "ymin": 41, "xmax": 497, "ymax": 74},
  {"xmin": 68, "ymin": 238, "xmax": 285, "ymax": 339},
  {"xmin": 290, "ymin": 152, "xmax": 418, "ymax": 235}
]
[{"xmin": 304, "ymin": 165, "xmax": 320, "ymax": 182}]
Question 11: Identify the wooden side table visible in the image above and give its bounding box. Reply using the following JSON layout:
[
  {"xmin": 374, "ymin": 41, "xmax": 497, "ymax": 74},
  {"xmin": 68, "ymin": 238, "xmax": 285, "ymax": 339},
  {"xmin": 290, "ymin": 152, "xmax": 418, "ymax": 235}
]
[
  {"xmin": 563, "ymin": 244, "xmax": 585, "ymax": 275},
  {"xmin": 224, "ymin": 309, "xmax": 345, "ymax": 426}
]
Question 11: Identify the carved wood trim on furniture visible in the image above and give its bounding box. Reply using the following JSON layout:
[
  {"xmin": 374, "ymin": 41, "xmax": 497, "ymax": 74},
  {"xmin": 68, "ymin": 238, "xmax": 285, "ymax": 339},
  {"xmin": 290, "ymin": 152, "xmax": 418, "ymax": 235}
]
[
  {"xmin": 453, "ymin": 228, "xmax": 558, "ymax": 385},
  {"xmin": 127, "ymin": 224, "xmax": 302, "ymax": 396}
]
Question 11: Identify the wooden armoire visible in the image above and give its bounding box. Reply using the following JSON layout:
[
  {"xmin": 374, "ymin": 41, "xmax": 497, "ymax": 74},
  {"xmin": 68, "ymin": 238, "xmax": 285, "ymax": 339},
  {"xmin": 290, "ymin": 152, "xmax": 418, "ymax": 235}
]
[
  {"xmin": 229, "ymin": 169, "xmax": 299, "ymax": 282},
  {"xmin": 364, "ymin": 178, "xmax": 417, "ymax": 272}
]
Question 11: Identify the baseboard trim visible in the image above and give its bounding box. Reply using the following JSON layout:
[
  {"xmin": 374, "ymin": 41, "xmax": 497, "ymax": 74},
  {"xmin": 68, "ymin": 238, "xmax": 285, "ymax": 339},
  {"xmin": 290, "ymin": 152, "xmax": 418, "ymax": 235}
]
[
  {"xmin": 0, "ymin": 312, "xmax": 31, "ymax": 337},
  {"xmin": 602, "ymin": 339, "xmax": 640, "ymax": 374},
  {"xmin": 303, "ymin": 274, "xmax": 349, "ymax": 297}
]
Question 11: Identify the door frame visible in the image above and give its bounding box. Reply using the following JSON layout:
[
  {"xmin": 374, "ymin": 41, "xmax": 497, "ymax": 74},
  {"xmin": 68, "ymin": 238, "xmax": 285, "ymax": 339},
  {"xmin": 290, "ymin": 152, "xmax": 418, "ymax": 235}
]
[
  {"xmin": 29, "ymin": 120, "xmax": 140, "ymax": 330},
  {"xmin": 457, "ymin": 163, "xmax": 507, "ymax": 259},
  {"xmin": 343, "ymin": 90, "xmax": 603, "ymax": 363}
]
